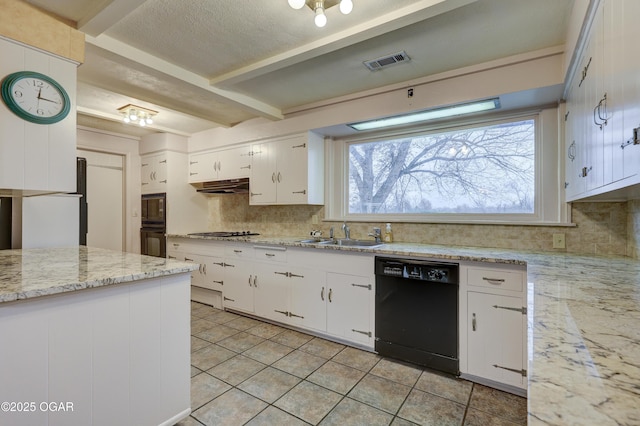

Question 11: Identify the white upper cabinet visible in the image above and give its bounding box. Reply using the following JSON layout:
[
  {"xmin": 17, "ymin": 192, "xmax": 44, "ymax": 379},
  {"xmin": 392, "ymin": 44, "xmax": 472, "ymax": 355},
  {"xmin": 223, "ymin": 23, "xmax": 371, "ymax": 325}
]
[
  {"xmin": 141, "ymin": 153, "xmax": 167, "ymax": 194},
  {"xmin": 565, "ymin": 0, "xmax": 640, "ymax": 201},
  {"xmin": 188, "ymin": 145, "xmax": 252, "ymax": 183},
  {"xmin": 250, "ymin": 132, "xmax": 324, "ymax": 205}
]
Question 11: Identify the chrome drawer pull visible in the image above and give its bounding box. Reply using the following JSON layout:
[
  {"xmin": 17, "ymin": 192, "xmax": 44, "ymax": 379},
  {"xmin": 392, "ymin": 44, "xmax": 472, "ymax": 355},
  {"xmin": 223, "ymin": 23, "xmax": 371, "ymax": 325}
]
[
  {"xmin": 482, "ymin": 277, "xmax": 505, "ymax": 283},
  {"xmin": 224, "ymin": 297, "xmax": 235, "ymax": 302},
  {"xmin": 351, "ymin": 283, "xmax": 372, "ymax": 290},
  {"xmin": 352, "ymin": 329, "xmax": 372, "ymax": 337}
]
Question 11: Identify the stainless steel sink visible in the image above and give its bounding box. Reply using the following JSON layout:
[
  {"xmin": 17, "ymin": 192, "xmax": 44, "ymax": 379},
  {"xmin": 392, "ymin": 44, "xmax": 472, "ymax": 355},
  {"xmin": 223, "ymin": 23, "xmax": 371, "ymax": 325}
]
[{"xmin": 318, "ymin": 238, "xmax": 383, "ymax": 248}]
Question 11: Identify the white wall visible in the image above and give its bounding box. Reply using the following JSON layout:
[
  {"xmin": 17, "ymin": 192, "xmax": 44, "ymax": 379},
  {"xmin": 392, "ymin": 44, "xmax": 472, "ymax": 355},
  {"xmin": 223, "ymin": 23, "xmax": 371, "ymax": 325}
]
[{"xmin": 77, "ymin": 127, "xmax": 141, "ymax": 254}]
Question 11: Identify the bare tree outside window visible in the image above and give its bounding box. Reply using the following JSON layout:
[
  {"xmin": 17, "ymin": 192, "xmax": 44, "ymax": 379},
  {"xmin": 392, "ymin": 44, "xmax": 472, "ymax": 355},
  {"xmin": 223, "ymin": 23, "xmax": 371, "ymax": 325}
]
[{"xmin": 348, "ymin": 119, "xmax": 535, "ymax": 214}]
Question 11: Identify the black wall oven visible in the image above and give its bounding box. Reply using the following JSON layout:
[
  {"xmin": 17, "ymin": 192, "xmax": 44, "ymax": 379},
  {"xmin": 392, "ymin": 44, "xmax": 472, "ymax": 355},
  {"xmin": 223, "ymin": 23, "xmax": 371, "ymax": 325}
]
[
  {"xmin": 375, "ymin": 257, "xmax": 459, "ymax": 375},
  {"xmin": 141, "ymin": 193, "xmax": 166, "ymax": 258}
]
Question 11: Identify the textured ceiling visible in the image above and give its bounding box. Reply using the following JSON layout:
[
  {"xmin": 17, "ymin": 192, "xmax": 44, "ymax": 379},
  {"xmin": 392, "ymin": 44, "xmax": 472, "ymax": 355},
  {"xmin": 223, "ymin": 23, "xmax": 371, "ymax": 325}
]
[{"xmin": 24, "ymin": 0, "xmax": 574, "ymax": 137}]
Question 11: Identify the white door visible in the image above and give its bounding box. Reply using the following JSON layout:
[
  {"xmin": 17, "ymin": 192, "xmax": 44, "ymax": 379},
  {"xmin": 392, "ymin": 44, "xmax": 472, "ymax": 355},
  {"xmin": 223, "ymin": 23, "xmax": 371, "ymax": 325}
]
[{"xmin": 78, "ymin": 150, "xmax": 124, "ymax": 252}]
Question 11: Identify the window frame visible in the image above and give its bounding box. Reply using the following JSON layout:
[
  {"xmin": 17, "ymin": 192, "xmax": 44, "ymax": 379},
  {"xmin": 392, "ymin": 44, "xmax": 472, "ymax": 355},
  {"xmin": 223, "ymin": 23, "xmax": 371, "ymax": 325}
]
[{"xmin": 325, "ymin": 107, "xmax": 571, "ymax": 226}]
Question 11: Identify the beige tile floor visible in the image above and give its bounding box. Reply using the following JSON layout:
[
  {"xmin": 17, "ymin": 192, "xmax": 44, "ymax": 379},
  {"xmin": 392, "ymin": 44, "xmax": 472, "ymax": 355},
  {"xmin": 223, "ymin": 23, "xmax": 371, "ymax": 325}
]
[{"xmin": 176, "ymin": 302, "xmax": 527, "ymax": 426}]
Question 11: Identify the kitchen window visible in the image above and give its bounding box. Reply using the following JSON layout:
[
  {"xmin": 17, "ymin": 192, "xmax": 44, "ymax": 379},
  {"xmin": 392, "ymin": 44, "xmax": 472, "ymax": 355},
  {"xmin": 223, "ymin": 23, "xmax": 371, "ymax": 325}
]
[{"xmin": 326, "ymin": 107, "xmax": 570, "ymax": 225}]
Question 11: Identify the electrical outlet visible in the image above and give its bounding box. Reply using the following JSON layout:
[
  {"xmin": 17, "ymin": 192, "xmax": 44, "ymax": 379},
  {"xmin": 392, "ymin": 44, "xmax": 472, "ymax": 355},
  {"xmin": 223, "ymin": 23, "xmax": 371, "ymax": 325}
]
[{"xmin": 552, "ymin": 233, "xmax": 565, "ymax": 249}]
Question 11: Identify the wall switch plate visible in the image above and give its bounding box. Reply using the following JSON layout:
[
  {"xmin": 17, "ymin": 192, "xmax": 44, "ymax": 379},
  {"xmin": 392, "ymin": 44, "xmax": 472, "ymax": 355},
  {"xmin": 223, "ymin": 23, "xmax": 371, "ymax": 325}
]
[
  {"xmin": 311, "ymin": 214, "xmax": 319, "ymax": 224},
  {"xmin": 552, "ymin": 233, "xmax": 565, "ymax": 249}
]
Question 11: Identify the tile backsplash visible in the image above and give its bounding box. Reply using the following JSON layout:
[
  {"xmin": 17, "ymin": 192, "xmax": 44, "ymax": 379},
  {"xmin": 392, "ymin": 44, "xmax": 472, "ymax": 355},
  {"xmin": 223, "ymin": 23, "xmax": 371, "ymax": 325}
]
[{"xmin": 206, "ymin": 194, "xmax": 633, "ymax": 257}]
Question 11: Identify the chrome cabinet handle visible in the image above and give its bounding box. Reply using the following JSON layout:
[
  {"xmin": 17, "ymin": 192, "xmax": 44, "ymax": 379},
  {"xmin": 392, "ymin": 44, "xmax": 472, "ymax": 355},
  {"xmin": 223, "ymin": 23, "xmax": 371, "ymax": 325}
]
[
  {"xmin": 352, "ymin": 329, "xmax": 372, "ymax": 337},
  {"xmin": 328, "ymin": 288, "xmax": 333, "ymax": 303},
  {"xmin": 265, "ymin": 253, "xmax": 275, "ymax": 257},
  {"xmin": 482, "ymin": 277, "xmax": 505, "ymax": 283},
  {"xmin": 290, "ymin": 312, "xmax": 304, "ymax": 319},
  {"xmin": 271, "ymin": 172, "xmax": 276, "ymax": 183},
  {"xmin": 472, "ymin": 313, "xmax": 476, "ymax": 331},
  {"xmin": 184, "ymin": 257, "xmax": 194, "ymax": 262},
  {"xmin": 253, "ymin": 275, "xmax": 257, "ymax": 287},
  {"xmin": 321, "ymin": 286, "xmax": 325, "ymax": 301},
  {"xmin": 277, "ymin": 172, "xmax": 281, "ymax": 183},
  {"xmin": 292, "ymin": 190, "xmax": 306, "ymax": 194},
  {"xmin": 248, "ymin": 275, "xmax": 253, "ymax": 286},
  {"xmin": 213, "ymin": 280, "xmax": 223, "ymax": 285},
  {"xmin": 240, "ymin": 165, "xmax": 251, "ymax": 169},
  {"xmin": 274, "ymin": 309, "xmax": 289, "ymax": 317},
  {"xmin": 234, "ymin": 249, "xmax": 242, "ymax": 253},
  {"xmin": 224, "ymin": 296, "xmax": 235, "ymax": 302}
]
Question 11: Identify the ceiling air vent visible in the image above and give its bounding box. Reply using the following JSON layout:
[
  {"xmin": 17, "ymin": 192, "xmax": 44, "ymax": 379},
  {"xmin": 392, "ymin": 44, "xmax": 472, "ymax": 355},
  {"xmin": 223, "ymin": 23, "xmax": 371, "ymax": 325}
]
[{"xmin": 363, "ymin": 51, "xmax": 411, "ymax": 71}]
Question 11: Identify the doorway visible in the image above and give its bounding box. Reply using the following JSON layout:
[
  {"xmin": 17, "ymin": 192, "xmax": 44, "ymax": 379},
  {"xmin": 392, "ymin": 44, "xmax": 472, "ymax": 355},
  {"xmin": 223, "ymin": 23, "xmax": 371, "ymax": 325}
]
[{"xmin": 77, "ymin": 149, "xmax": 125, "ymax": 251}]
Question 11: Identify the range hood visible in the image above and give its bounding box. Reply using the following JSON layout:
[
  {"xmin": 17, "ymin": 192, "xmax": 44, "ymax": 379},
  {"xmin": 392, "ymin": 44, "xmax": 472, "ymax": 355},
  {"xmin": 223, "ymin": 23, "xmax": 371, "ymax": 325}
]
[{"xmin": 191, "ymin": 178, "xmax": 249, "ymax": 194}]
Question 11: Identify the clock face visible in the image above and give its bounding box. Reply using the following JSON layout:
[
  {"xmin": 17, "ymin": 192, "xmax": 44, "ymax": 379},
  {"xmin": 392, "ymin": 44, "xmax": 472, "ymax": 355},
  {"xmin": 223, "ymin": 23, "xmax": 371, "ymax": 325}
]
[{"xmin": 1, "ymin": 71, "xmax": 70, "ymax": 124}]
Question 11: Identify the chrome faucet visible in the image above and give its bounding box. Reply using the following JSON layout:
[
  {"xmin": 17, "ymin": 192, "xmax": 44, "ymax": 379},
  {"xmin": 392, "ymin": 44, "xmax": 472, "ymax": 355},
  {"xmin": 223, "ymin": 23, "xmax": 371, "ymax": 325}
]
[
  {"xmin": 329, "ymin": 226, "xmax": 334, "ymax": 239},
  {"xmin": 342, "ymin": 222, "xmax": 350, "ymax": 239},
  {"xmin": 368, "ymin": 227, "xmax": 382, "ymax": 243}
]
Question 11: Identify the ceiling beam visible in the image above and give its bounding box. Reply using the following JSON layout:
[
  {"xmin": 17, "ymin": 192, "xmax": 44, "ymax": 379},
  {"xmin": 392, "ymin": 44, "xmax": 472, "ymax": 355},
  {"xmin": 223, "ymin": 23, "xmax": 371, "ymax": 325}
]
[
  {"xmin": 77, "ymin": 0, "xmax": 148, "ymax": 37},
  {"xmin": 210, "ymin": 0, "xmax": 477, "ymax": 87},
  {"xmin": 84, "ymin": 34, "xmax": 284, "ymax": 121}
]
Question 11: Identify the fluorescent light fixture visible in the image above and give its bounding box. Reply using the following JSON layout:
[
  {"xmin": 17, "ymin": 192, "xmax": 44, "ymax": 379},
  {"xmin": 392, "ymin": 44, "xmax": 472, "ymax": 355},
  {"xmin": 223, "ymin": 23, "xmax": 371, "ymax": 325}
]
[{"xmin": 348, "ymin": 98, "xmax": 501, "ymax": 131}]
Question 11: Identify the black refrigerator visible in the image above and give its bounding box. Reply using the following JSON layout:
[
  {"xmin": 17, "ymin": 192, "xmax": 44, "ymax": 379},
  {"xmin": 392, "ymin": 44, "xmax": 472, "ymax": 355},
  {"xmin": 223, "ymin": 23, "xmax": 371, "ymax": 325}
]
[{"xmin": 77, "ymin": 157, "xmax": 88, "ymax": 245}]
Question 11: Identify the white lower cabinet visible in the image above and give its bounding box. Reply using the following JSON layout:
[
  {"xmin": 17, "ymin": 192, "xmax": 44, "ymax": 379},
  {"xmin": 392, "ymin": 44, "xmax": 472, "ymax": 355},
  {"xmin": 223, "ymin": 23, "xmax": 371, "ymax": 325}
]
[
  {"xmin": 460, "ymin": 262, "xmax": 527, "ymax": 395},
  {"xmin": 326, "ymin": 273, "xmax": 373, "ymax": 345},
  {"xmin": 467, "ymin": 292, "xmax": 526, "ymax": 388},
  {"xmin": 221, "ymin": 256, "xmax": 255, "ymax": 313}
]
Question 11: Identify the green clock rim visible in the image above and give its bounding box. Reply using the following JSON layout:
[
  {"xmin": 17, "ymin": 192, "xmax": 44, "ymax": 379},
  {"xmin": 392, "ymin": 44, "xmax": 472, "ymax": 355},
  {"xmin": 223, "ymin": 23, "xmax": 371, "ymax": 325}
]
[{"xmin": 1, "ymin": 71, "xmax": 71, "ymax": 125}]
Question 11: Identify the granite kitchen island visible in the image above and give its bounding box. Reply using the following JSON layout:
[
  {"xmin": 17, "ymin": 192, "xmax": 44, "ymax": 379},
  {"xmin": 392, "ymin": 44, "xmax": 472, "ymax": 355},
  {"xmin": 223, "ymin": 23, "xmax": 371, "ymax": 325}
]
[{"xmin": 0, "ymin": 246, "xmax": 198, "ymax": 426}]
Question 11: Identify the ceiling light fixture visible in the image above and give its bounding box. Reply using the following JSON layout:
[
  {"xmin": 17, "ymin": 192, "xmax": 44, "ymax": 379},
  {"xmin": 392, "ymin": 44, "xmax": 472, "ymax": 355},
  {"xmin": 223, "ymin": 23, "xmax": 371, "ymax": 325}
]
[
  {"xmin": 347, "ymin": 98, "xmax": 501, "ymax": 131},
  {"xmin": 289, "ymin": 0, "xmax": 353, "ymax": 28},
  {"xmin": 117, "ymin": 104, "xmax": 157, "ymax": 127}
]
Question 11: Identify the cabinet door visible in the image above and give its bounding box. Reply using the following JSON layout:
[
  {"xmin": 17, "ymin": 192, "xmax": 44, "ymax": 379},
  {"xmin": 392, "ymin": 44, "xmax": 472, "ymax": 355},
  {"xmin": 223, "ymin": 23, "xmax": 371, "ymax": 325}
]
[
  {"xmin": 222, "ymin": 258, "xmax": 254, "ymax": 313},
  {"xmin": 218, "ymin": 146, "xmax": 252, "ymax": 180},
  {"xmin": 141, "ymin": 156, "xmax": 153, "ymax": 192},
  {"xmin": 290, "ymin": 267, "xmax": 326, "ymax": 332},
  {"xmin": 183, "ymin": 253, "xmax": 205, "ymax": 288},
  {"xmin": 249, "ymin": 142, "xmax": 277, "ymax": 204},
  {"xmin": 467, "ymin": 291, "xmax": 525, "ymax": 388},
  {"xmin": 188, "ymin": 151, "xmax": 218, "ymax": 183},
  {"xmin": 275, "ymin": 137, "xmax": 309, "ymax": 204},
  {"xmin": 621, "ymin": 0, "xmax": 640, "ymax": 179},
  {"xmin": 252, "ymin": 262, "xmax": 291, "ymax": 324},
  {"xmin": 200, "ymin": 255, "xmax": 224, "ymax": 292},
  {"xmin": 154, "ymin": 154, "xmax": 168, "ymax": 191},
  {"xmin": 326, "ymin": 273, "xmax": 373, "ymax": 345}
]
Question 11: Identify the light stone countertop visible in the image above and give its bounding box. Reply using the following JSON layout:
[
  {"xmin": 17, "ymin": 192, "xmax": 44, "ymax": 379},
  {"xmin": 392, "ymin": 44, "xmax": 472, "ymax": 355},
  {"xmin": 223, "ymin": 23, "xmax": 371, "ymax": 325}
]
[
  {"xmin": 0, "ymin": 246, "xmax": 198, "ymax": 303},
  {"xmin": 169, "ymin": 233, "xmax": 640, "ymax": 425}
]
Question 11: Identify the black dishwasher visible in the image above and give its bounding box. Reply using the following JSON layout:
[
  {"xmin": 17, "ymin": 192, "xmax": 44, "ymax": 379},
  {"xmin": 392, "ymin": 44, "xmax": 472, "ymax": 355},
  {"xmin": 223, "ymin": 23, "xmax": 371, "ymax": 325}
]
[{"xmin": 375, "ymin": 257, "xmax": 459, "ymax": 375}]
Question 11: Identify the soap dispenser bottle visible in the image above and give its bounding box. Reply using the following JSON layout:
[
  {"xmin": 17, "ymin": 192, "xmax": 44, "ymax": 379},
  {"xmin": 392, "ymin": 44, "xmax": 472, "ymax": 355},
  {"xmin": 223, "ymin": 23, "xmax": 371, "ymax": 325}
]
[{"xmin": 384, "ymin": 223, "xmax": 393, "ymax": 243}]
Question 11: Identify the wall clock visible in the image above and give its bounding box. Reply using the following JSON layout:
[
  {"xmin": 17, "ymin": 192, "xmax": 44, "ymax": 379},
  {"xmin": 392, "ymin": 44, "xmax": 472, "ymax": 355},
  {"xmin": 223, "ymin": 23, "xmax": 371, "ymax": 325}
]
[{"xmin": 1, "ymin": 71, "xmax": 70, "ymax": 124}]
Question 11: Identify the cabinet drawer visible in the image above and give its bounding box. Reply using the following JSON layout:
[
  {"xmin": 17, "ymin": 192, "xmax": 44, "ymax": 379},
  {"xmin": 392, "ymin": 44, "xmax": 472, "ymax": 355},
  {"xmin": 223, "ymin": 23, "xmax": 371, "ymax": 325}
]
[
  {"xmin": 467, "ymin": 267, "xmax": 523, "ymax": 292},
  {"xmin": 254, "ymin": 246, "xmax": 287, "ymax": 262},
  {"xmin": 225, "ymin": 245, "xmax": 253, "ymax": 258}
]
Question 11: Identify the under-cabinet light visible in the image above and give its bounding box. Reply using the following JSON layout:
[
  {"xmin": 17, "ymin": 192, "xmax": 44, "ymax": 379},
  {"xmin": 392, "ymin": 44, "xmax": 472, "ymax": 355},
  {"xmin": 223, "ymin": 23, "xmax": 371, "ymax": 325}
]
[{"xmin": 348, "ymin": 98, "xmax": 501, "ymax": 131}]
